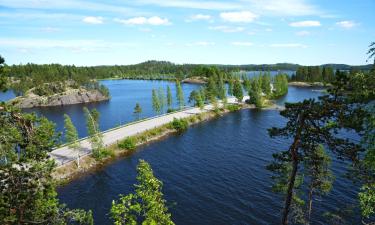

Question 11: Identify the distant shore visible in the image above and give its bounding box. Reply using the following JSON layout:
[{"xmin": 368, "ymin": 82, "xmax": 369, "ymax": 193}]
[{"xmin": 288, "ymin": 81, "xmax": 330, "ymax": 87}]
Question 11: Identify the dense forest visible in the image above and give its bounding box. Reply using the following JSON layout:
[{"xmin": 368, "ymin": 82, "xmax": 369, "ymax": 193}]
[
  {"xmin": 4, "ymin": 60, "xmax": 372, "ymax": 85},
  {"xmin": 289, "ymin": 65, "xmax": 364, "ymax": 83},
  {"xmin": 5, "ymin": 63, "xmax": 109, "ymax": 97}
]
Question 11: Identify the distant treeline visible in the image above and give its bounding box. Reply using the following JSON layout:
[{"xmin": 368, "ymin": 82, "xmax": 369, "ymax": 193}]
[
  {"xmin": 4, "ymin": 61, "xmax": 372, "ymax": 93},
  {"xmin": 5, "ymin": 63, "xmax": 109, "ymax": 97},
  {"xmin": 5, "ymin": 60, "xmax": 373, "ymax": 79},
  {"xmin": 290, "ymin": 66, "xmax": 366, "ymax": 83}
]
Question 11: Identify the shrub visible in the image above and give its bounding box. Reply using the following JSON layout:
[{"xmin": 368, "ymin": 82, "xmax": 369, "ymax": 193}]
[
  {"xmin": 167, "ymin": 108, "xmax": 177, "ymax": 113},
  {"xmin": 188, "ymin": 115, "xmax": 197, "ymax": 123},
  {"xmin": 170, "ymin": 118, "xmax": 189, "ymax": 133},
  {"xmin": 92, "ymin": 148, "xmax": 112, "ymax": 159},
  {"xmin": 226, "ymin": 104, "xmax": 241, "ymax": 112},
  {"xmin": 118, "ymin": 137, "xmax": 137, "ymax": 150}
]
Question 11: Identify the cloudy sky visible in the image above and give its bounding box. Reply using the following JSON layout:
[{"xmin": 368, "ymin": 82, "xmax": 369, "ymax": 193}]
[{"xmin": 0, "ymin": 0, "xmax": 374, "ymax": 66}]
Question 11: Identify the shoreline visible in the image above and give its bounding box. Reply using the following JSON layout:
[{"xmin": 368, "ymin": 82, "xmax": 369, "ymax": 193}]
[
  {"xmin": 288, "ymin": 81, "xmax": 330, "ymax": 87},
  {"xmin": 9, "ymin": 89, "xmax": 110, "ymax": 109},
  {"xmin": 53, "ymin": 102, "xmax": 277, "ymax": 184},
  {"xmin": 53, "ymin": 106, "xmax": 246, "ymax": 184}
]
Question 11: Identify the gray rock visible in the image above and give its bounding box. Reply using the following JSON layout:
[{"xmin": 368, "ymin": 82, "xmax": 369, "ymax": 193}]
[{"xmin": 11, "ymin": 89, "xmax": 110, "ymax": 108}]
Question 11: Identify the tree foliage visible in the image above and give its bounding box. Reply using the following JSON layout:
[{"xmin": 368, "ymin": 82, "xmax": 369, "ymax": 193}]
[
  {"xmin": 268, "ymin": 44, "xmax": 375, "ymax": 224},
  {"xmin": 0, "ymin": 104, "xmax": 93, "ymax": 225},
  {"xmin": 152, "ymin": 89, "xmax": 161, "ymax": 114},
  {"xmin": 176, "ymin": 81, "xmax": 184, "ymax": 109},
  {"xmin": 111, "ymin": 160, "xmax": 174, "ymax": 225},
  {"xmin": 167, "ymin": 85, "xmax": 172, "ymax": 109},
  {"xmin": 134, "ymin": 103, "xmax": 142, "ymax": 120},
  {"xmin": 233, "ymin": 79, "xmax": 243, "ymax": 103},
  {"xmin": 83, "ymin": 107, "xmax": 105, "ymax": 159}
]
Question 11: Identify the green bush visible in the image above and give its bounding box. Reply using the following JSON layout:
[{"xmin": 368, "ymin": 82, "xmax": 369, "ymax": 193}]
[
  {"xmin": 92, "ymin": 148, "xmax": 112, "ymax": 159},
  {"xmin": 118, "ymin": 137, "xmax": 137, "ymax": 150},
  {"xmin": 170, "ymin": 118, "xmax": 189, "ymax": 133},
  {"xmin": 167, "ymin": 108, "xmax": 177, "ymax": 113},
  {"xmin": 226, "ymin": 104, "xmax": 241, "ymax": 112}
]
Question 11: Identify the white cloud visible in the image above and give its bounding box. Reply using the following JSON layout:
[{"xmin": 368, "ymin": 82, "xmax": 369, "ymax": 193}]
[
  {"xmin": 0, "ymin": 12, "xmax": 79, "ymax": 20},
  {"xmin": 295, "ymin": 30, "xmax": 310, "ymax": 36},
  {"xmin": 336, "ymin": 20, "xmax": 357, "ymax": 29},
  {"xmin": 136, "ymin": 0, "xmax": 241, "ymax": 10},
  {"xmin": 186, "ymin": 41, "xmax": 215, "ymax": 46},
  {"xmin": 136, "ymin": 0, "xmax": 320, "ymax": 16},
  {"xmin": 0, "ymin": 0, "xmax": 134, "ymax": 14},
  {"xmin": 186, "ymin": 14, "xmax": 212, "ymax": 22},
  {"xmin": 114, "ymin": 16, "xmax": 171, "ymax": 26},
  {"xmin": 0, "ymin": 38, "xmax": 135, "ymax": 52},
  {"xmin": 220, "ymin": 11, "xmax": 258, "ymax": 23},
  {"xmin": 209, "ymin": 26, "xmax": 245, "ymax": 33},
  {"xmin": 270, "ymin": 43, "xmax": 307, "ymax": 48},
  {"xmin": 247, "ymin": 0, "xmax": 320, "ymax": 16},
  {"xmin": 289, "ymin": 20, "xmax": 321, "ymax": 27},
  {"xmin": 82, "ymin": 16, "xmax": 103, "ymax": 24},
  {"xmin": 231, "ymin": 42, "xmax": 253, "ymax": 46}
]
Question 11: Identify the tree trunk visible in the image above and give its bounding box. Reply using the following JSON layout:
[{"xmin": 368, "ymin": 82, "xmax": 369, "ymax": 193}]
[
  {"xmin": 281, "ymin": 115, "xmax": 305, "ymax": 225},
  {"xmin": 307, "ymin": 188, "xmax": 313, "ymax": 223},
  {"xmin": 281, "ymin": 152, "xmax": 299, "ymax": 225}
]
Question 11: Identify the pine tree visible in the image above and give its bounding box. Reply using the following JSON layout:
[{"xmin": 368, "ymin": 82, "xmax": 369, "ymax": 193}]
[
  {"xmin": 233, "ymin": 79, "xmax": 243, "ymax": 103},
  {"xmin": 304, "ymin": 145, "xmax": 334, "ymax": 222},
  {"xmin": 176, "ymin": 80, "xmax": 184, "ymax": 109},
  {"xmin": 152, "ymin": 89, "xmax": 161, "ymax": 114},
  {"xmin": 158, "ymin": 87, "xmax": 166, "ymax": 113},
  {"xmin": 64, "ymin": 114, "xmax": 80, "ymax": 167},
  {"xmin": 228, "ymin": 79, "xmax": 234, "ymax": 96},
  {"xmin": 261, "ymin": 72, "xmax": 272, "ymax": 96},
  {"xmin": 83, "ymin": 107, "xmax": 104, "ymax": 158},
  {"xmin": 111, "ymin": 160, "xmax": 175, "ymax": 225},
  {"xmin": 167, "ymin": 85, "xmax": 172, "ymax": 109},
  {"xmin": 134, "ymin": 103, "xmax": 142, "ymax": 120},
  {"xmin": 249, "ymin": 78, "xmax": 263, "ymax": 107}
]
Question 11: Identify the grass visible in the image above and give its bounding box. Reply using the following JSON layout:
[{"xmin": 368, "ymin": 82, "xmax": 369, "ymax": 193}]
[{"xmin": 118, "ymin": 137, "xmax": 137, "ymax": 150}]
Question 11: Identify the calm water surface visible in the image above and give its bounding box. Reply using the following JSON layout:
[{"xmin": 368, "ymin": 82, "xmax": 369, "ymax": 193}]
[
  {"xmin": 55, "ymin": 83, "xmax": 359, "ymax": 225},
  {"xmin": 0, "ymin": 80, "xmax": 200, "ymax": 138},
  {"xmin": 0, "ymin": 80, "xmax": 359, "ymax": 224}
]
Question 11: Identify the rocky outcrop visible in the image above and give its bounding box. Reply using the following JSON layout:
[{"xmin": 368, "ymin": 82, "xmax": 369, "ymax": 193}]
[
  {"xmin": 181, "ymin": 77, "xmax": 207, "ymax": 84},
  {"xmin": 10, "ymin": 89, "xmax": 110, "ymax": 108}
]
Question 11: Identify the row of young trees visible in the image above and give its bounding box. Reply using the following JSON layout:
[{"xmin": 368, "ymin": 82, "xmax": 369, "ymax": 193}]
[
  {"xmin": 151, "ymin": 81, "xmax": 185, "ymax": 114},
  {"xmin": 267, "ymin": 44, "xmax": 375, "ymax": 224}
]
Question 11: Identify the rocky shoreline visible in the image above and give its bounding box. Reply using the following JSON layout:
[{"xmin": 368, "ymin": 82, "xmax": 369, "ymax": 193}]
[
  {"xmin": 9, "ymin": 88, "xmax": 110, "ymax": 108},
  {"xmin": 288, "ymin": 81, "xmax": 329, "ymax": 87}
]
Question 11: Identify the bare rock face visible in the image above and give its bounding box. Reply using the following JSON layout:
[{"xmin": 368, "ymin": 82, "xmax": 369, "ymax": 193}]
[{"xmin": 10, "ymin": 89, "xmax": 110, "ymax": 108}]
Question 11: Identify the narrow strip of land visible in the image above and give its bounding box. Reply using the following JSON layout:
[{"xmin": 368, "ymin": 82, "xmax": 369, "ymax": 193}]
[{"xmin": 49, "ymin": 96, "xmax": 246, "ymax": 166}]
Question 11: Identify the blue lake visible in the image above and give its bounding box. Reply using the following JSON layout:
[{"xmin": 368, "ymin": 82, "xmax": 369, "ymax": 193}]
[
  {"xmin": 1, "ymin": 80, "xmax": 200, "ymax": 138},
  {"xmin": 0, "ymin": 80, "xmax": 359, "ymax": 224}
]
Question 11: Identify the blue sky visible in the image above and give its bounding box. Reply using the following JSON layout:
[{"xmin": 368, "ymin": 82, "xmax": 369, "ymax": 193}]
[{"xmin": 0, "ymin": 0, "xmax": 374, "ymax": 66}]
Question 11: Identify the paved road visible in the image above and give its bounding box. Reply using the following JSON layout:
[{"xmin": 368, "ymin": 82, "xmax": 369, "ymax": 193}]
[{"xmin": 49, "ymin": 96, "xmax": 246, "ymax": 166}]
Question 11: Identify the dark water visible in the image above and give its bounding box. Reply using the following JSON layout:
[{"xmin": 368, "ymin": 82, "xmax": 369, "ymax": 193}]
[
  {"xmin": 57, "ymin": 84, "xmax": 360, "ymax": 224},
  {"xmin": 0, "ymin": 80, "xmax": 200, "ymax": 138}
]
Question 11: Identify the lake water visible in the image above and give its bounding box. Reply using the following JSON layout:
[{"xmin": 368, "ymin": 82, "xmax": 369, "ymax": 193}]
[
  {"xmin": 0, "ymin": 80, "xmax": 200, "ymax": 138},
  {"xmin": 0, "ymin": 80, "xmax": 359, "ymax": 224},
  {"xmin": 54, "ymin": 82, "xmax": 359, "ymax": 224}
]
